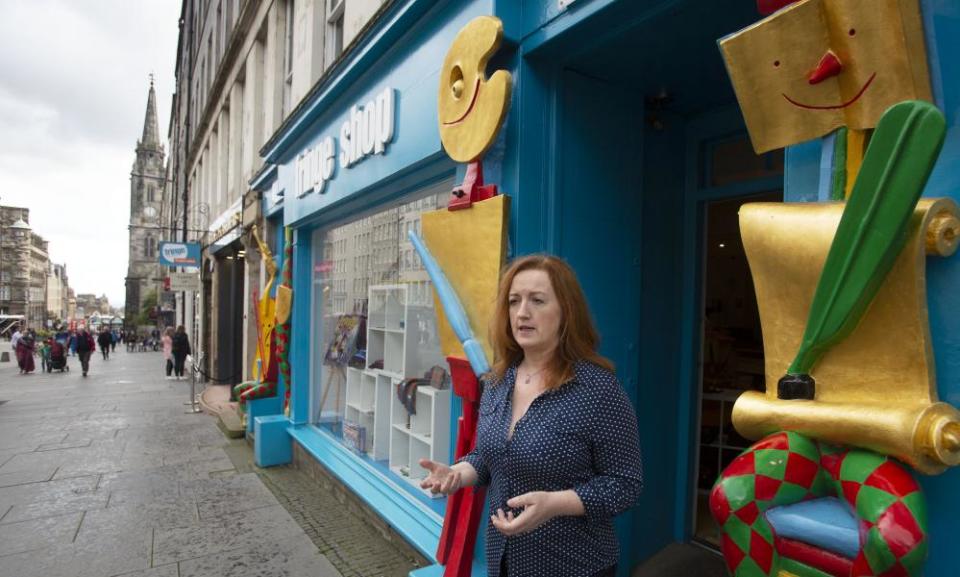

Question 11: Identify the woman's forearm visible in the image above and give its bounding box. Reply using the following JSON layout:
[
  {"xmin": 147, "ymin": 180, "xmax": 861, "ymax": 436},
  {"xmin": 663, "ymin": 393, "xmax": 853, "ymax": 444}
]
[
  {"xmin": 549, "ymin": 490, "xmax": 586, "ymax": 517},
  {"xmin": 451, "ymin": 461, "xmax": 479, "ymax": 488}
]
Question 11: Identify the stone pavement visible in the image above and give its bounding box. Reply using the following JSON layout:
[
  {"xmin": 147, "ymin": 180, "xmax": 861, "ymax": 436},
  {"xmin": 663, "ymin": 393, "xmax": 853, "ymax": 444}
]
[{"xmin": 0, "ymin": 345, "xmax": 342, "ymax": 577}]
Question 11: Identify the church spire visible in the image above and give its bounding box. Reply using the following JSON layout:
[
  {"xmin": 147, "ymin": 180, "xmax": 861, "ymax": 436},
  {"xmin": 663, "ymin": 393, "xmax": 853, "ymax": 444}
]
[{"xmin": 139, "ymin": 75, "xmax": 161, "ymax": 151}]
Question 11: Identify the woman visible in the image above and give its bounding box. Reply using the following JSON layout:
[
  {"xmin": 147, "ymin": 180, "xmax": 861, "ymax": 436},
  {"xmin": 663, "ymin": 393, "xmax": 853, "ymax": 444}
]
[
  {"xmin": 161, "ymin": 327, "xmax": 174, "ymax": 379},
  {"xmin": 16, "ymin": 328, "xmax": 35, "ymax": 374},
  {"xmin": 171, "ymin": 325, "xmax": 191, "ymax": 380},
  {"xmin": 419, "ymin": 255, "xmax": 643, "ymax": 577}
]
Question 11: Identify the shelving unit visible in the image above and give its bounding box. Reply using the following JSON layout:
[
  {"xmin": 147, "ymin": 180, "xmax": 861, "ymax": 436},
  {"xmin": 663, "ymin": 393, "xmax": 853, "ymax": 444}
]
[
  {"xmin": 340, "ymin": 284, "xmax": 451, "ymax": 497},
  {"xmin": 389, "ymin": 384, "xmax": 450, "ymax": 498}
]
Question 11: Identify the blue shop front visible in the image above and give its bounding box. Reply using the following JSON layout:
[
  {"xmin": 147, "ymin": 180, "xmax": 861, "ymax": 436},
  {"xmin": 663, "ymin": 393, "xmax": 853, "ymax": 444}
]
[{"xmin": 251, "ymin": 1, "xmax": 960, "ymax": 576}]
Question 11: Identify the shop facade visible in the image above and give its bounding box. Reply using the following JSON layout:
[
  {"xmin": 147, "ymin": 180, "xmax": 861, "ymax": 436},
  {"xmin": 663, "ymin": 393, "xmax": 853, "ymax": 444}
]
[{"xmin": 250, "ymin": 1, "xmax": 960, "ymax": 576}]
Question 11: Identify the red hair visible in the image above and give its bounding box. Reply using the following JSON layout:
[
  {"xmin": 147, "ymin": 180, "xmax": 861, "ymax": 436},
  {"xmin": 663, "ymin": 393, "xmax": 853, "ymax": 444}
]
[{"xmin": 488, "ymin": 254, "xmax": 612, "ymax": 390}]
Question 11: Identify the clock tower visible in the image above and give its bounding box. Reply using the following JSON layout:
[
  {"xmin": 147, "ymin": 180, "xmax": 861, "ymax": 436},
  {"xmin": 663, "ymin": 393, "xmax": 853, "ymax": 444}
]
[{"xmin": 125, "ymin": 77, "xmax": 166, "ymax": 328}]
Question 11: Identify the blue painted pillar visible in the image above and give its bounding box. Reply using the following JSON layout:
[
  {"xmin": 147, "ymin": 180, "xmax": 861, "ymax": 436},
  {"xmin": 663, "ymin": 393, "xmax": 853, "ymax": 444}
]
[{"xmin": 290, "ymin": 226, "xmax": 313, "ymax": 426}]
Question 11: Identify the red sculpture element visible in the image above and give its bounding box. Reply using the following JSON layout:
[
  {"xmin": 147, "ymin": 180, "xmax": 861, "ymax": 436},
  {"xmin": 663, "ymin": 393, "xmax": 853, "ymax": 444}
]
[
  {"xmin": 776, "ymin": 538, "xmax": 852, "ymax": 576},
  {"xmin": 757, "ymin": 0, "xmax": 799, "ymax": 15},
  {"xmin": 809, "ymin": 50, "xmax": 843, "ymax": 85},
  {"xmin": 448, "ymin": 161, "xmax": 498, "ymax": 211},
  {"xmin": 710, "ymin": 431, "xmax": 928, "ymax": 577},
  {"xmin": 436, "ymin": 356, "xmax": 486, "ymax": 577}
]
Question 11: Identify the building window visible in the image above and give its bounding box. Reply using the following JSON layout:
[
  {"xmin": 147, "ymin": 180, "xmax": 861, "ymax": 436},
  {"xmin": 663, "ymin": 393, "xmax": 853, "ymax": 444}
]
[
  {"xmin": 147, "ymin": 184, "xmax": 155, "ymax": 202},
  {"xmin": 0, "ymin": 287, "xmax": 9, "ymax": 300},
  {"xmin": 326, "ymin": 0, "xmax": 344, "ymax": 68},
  {"xmin": 282, "ymin": 0, "xmax": 295, "ymax": 117}
]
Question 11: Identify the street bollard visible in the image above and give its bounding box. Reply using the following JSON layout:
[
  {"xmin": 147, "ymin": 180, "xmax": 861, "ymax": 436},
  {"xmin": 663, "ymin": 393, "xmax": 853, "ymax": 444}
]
[{"xmin": 185, "ymin": 352, "xmax": 203, "ymax": 414}]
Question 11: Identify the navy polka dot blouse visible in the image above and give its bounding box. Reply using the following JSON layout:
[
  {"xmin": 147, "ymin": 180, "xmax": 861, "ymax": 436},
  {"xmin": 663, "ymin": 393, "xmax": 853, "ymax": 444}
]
[{"xmin": 461, "ymin": 361, "xmax": 644, "ymax": 577}]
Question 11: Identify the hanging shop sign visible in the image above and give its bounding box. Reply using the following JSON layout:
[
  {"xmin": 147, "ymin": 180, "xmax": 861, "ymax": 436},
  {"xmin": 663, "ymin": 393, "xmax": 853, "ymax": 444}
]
[
  {"xmin": 166, "ymin": 272, "xmax": 201, "ymax": 292},
  {"xmin": 296, "ymin": 86, "xmax": 396, "ymax": 198},
  {"xmin": 159, "ymin": 242, "xmax": 201, "ymax": 267}
]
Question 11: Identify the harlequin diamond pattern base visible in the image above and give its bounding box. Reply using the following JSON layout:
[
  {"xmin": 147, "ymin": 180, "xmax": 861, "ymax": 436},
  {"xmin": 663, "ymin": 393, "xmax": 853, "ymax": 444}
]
[{"xmin": 710, "ymin": 431, "xmax": 927, "ymax": 577}]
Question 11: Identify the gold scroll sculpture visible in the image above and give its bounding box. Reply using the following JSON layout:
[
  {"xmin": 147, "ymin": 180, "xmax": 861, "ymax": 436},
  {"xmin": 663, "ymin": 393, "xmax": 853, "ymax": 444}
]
[{"xmin": 736, "ymin": 198, "xmax": 960, "ymax": 474}]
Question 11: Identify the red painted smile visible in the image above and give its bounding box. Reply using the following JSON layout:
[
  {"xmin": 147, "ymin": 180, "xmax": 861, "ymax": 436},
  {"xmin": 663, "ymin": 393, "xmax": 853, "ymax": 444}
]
[
  {"xmin": 442, "ymin": 78, "xmax": 481, "ymax": 125},
  {"xmin": 782, "ymin": 72, "xmax": 877, "ymax": 110}
]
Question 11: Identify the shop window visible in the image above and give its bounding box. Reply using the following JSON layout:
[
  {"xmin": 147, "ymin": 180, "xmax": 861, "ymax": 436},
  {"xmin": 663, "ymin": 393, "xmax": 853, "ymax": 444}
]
[
  {"xmin": 311, "ymin": 177, "xmax": 454, "ymax": 510},
  {"xmin": 704, "ymin": 135, "xmax": 784, "ymax": 188}
]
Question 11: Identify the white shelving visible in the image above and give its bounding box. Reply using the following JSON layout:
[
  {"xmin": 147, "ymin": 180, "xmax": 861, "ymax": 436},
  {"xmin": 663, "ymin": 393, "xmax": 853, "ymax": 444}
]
[{"xmin": 340, "ymin": 284, "xmax": 450, "ymax": 497}]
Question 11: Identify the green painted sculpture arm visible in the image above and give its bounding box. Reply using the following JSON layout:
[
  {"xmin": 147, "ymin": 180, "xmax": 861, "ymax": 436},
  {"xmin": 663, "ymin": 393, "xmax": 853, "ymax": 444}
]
[{"xmin": 779, "ymin": 101, "xmax": 946, "ymax": 399}]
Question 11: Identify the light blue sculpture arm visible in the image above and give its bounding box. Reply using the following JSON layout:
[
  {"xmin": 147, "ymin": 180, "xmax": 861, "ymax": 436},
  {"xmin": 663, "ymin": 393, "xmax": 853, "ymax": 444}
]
[{"xmin": 407, "ymin": 231, "xmax": 490, "ymax": 376}]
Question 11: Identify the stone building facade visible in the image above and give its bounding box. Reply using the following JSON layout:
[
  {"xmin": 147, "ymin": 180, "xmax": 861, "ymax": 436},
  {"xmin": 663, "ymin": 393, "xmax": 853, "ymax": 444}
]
[
  {"xmin": 168, "ymin": 0, "xmax": 388, "ymax": 383},
  {"xmin": 0, "ymin": 206, "xmax": 51, "ymax": 330}
]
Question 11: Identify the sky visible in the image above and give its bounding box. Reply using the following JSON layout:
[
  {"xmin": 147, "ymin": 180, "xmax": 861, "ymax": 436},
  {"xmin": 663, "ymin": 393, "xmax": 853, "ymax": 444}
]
[{"xmin": 0, "ymin": 0, "xmax": 182, "ymax": 308}]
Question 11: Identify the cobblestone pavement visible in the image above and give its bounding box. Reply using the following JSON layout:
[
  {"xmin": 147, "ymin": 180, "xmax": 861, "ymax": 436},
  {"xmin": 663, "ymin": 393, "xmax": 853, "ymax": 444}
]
[
  {"xmin": 222, "ymin": 442, "xmax": 425, "ymax": 577},
  {"xmin": 0, "ymin": 346, "xmax": 340, "ymax": 577}
]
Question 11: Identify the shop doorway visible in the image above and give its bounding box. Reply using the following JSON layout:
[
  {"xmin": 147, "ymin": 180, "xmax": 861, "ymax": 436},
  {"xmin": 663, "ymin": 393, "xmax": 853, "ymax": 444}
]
[
  {"xmin": 691, "ymin": 135, "xmax": 783, "ymax": 545},
  {"xmin": 214, "ymin": 247, "xmax": 245, "ymax": 386}
]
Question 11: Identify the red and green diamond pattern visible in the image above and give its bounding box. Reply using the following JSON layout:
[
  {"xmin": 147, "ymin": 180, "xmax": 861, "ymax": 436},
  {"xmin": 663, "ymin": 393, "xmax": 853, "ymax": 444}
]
[
  {"xmin": 710, "ymin": 431, "xmax": 927, "ymax": 577},
  {"xmin": 278, "ymin": 232, "xmax": 293, "ymax": 413}
]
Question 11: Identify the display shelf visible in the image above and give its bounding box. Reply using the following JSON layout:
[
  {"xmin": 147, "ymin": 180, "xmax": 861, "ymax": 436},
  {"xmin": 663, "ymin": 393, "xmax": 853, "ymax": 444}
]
[
  {"xmin": 343, "ymin": 367, "xmax": 394, "ymax": 460},
  {"xmin": 338, "ymin": 283, "xmax": 452, "ymax": 499}
]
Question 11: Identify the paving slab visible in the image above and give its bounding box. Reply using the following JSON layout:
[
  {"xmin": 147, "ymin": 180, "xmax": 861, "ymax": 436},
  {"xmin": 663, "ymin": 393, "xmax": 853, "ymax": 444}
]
[{"xmin": 0, "ymin": 349, "xmax": 342, "ymax": 577}]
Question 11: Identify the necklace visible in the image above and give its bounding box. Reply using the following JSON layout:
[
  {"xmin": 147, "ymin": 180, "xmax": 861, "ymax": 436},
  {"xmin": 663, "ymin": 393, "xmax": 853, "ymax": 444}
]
[{"xmin": 519, "ymin": 366, "xmax": 547, "ymax": 384}]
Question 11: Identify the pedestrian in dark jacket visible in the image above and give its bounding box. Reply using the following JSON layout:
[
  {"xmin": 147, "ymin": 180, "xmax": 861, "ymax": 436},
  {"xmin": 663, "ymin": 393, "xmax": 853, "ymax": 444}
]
[
  {"xmin": 172, "ymin": 325, "xmax": 191, "ymax": 380},
  {"xmin": 76, "ymin": 328, "xmax": 95, "ymax": 377},
  {"xmin": 97, "ymin": 329, "xmax": 112, "ymax": 360}
]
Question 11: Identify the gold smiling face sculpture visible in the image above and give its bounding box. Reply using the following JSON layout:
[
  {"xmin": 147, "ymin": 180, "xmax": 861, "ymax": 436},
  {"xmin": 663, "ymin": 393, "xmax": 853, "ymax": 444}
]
[
  {"xmin": 438, "ymin": 16, "xmax": 512, "ymax": 163},
  {"xmin": 720, "ymin": 0, "xmax": 931, "ymax": 153}
]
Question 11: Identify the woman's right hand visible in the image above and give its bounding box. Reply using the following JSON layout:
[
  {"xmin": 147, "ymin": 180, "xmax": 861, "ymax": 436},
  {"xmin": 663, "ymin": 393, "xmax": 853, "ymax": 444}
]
[{"xmin": 419, "ymin": 458, "xmax": 464, "ymax": 495}]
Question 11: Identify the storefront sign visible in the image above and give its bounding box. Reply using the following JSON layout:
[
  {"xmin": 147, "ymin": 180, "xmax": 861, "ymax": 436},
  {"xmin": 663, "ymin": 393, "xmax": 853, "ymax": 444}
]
[
  {"xmin": 296, "ymin": 87, "xmax": 396, "ymax": 198},
  {"xmin": 159, "ymin": 242, "xmax": 201, "ymax": 267},
  {"xmin": 167, "ymin": 272, "xmax": 201, "ymax": 292}
]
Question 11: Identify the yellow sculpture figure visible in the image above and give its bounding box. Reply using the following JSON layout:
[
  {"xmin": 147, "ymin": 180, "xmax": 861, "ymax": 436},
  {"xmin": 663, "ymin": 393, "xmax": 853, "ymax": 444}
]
[
  {"xmin": 720, "ymin": 0, "xmax": 931, "ymax": 154},
  {"xmin": 251, "ymin": 225, "xmax": 277, "ymax": 382},
  {"xmin": 423, "ymin": 16, "xmax": 512, "ymax": 577},
  {"xmin": 437, "ymin": 15, "xmax": 512, "ymax": 163}
]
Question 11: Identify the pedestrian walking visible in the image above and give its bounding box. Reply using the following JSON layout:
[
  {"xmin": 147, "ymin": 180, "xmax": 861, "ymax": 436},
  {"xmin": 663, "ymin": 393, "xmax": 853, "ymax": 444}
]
[
  {"xmin": 97, "ymin": 328, "xmax": 112, "ymax": 360},
  {"xmin": 15, "ymin": 327, "xmax": 36, "ymax": 374},
  {"xmin": 418, "ymin": 254, "xmax": 643, "ymax": 577},
  {"xmin": 76, "ymin": 327, "xmax": 95, "ymax": 377},
  {"xmin": 162, "ymin": 327, "xmax": 174, "ymax": 379},
  {"xmin": 172, "ymin": 325, "xmax": 191, "ymax": 380},
  {"xmin": 39, "ymin": 338, "xmax": 52, "ymax": 373},
  {"xmin": 10, "ymin": 325, "xmax": 22, "ymax": 370},
  {"xmin": 111, "ymin": 330, "xmax": 118, "ymax": 353},
  {"xmin": 69, "ymin": 330, "xmax": 78, "ymax": 357}
]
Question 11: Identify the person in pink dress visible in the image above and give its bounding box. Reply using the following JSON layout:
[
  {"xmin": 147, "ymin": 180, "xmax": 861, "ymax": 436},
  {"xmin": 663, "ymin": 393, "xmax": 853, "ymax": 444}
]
[{"xmin": 162, "ymin": 327, "xmax": 174, "ymax": 379}]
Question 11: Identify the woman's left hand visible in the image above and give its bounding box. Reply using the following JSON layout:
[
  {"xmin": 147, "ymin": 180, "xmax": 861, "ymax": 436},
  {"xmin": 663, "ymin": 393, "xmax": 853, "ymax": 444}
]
[{"xmin": 492, "ymin": 490, "xmax": 581, "ymax": 536}]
